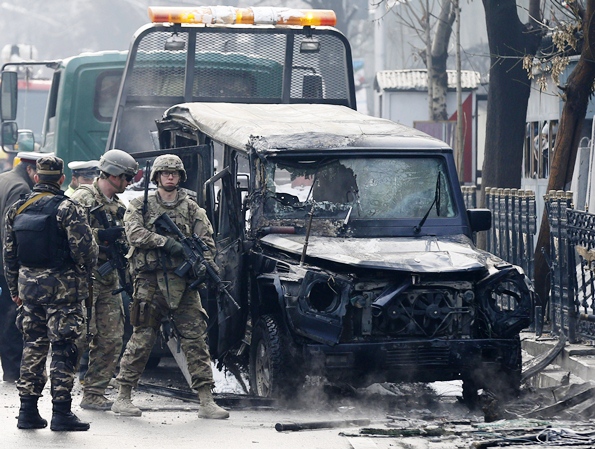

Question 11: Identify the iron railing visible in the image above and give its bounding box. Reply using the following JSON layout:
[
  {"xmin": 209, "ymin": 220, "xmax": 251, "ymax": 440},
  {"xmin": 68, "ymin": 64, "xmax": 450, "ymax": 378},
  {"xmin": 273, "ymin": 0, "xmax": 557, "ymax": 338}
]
[
  {"xmin": 462, "ymin": 186, "xmax": 537, "ymax": 281},
  {"xmin": 466, "ymin": 184, "xmax": 595, "ymax": 344}
]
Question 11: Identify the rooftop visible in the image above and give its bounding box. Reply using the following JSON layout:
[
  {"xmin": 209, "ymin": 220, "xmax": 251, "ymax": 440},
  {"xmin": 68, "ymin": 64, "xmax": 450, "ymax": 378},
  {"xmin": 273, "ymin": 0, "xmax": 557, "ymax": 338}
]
[{"xmin": 374, "ymin": 69, "xmax": 481, "ymax": 92}]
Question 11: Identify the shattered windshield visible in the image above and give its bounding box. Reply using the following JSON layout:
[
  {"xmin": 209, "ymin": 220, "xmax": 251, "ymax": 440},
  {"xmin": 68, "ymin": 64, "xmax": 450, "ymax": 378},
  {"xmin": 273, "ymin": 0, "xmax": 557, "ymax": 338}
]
[{"xmin": 263, "ymin": 157, "xmax": 457, "ymax": 220}]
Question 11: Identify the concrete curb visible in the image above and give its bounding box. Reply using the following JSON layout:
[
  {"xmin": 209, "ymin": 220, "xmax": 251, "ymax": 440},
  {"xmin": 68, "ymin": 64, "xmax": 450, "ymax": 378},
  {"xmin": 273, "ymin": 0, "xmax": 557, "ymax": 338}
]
[{"xmin": 521, "ymin": 332, "xmax": 595, "ymax": 388}]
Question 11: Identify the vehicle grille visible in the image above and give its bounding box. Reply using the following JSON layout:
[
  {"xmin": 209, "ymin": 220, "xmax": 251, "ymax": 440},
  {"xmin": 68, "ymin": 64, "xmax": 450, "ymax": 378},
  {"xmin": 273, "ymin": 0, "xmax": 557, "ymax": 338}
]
[
  {"xmin": 378, "ymin": 288, "xmax": 472, "ymax": 338},
  {"xmin": 385, "ymin": 346, "xmax": 450, "ymax": 367}
]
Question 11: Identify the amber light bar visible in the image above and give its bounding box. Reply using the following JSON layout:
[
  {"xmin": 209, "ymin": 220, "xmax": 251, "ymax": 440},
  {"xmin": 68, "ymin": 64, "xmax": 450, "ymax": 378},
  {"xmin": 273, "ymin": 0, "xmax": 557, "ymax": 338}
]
[{"xmin": 148, "ymin": 6, "xmax": 336, "ymax": 27}]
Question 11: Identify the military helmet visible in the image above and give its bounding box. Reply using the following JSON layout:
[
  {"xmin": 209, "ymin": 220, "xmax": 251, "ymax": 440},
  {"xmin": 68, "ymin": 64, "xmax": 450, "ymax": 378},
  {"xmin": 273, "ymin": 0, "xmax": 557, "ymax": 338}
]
[
  {"xmin": 99, "ymin": 149, "xmax": 139, "ymax": 177},
  {"xmin": 150, "ymin": 154, "xmax": 187, "ymax": 183}
]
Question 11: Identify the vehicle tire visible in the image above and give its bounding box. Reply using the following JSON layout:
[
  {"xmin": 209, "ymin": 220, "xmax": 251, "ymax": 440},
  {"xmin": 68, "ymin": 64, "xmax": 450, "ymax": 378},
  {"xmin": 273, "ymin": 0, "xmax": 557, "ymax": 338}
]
[{"xmin": 249, "ymin": 314, "xmax": 297, "ymax": 398}]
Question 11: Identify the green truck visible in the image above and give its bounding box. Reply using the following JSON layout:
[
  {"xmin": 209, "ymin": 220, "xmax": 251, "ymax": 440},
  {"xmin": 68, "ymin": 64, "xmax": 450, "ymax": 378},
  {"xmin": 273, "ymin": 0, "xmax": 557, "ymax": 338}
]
[{"xmin": 1, "ymin": 51, "xmax": 127, "ymax": 179}]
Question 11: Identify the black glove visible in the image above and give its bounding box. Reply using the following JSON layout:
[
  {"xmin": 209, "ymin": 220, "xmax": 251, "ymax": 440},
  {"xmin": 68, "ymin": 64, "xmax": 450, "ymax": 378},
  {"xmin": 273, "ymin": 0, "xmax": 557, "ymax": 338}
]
[
  {"xmin": 97, "ymin": 226, "xmax": 124, "ymax": 243},
  {"xmin": 163, "ymin": 237, "xmax": 184, "ymax": 257}
]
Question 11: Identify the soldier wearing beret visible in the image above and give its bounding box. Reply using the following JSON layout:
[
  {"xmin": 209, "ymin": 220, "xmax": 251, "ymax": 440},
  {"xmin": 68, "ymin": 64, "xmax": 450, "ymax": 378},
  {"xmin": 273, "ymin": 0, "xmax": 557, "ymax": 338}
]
[
  {"xmin": 0, "ymin": 152, "xmax": 47, "ymax": 383},
  {"xmin": 3, "ymin": 155, "xmax": 98, "ymax": 431}
]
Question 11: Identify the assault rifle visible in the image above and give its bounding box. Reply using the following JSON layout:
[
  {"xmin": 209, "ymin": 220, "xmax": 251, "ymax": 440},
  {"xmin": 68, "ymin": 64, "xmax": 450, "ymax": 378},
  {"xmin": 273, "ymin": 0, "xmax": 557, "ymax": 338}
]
[
  {"xmin": 85, "ymin": 268, "xmax": 93, "ymax": 341},
  {"xmin": 154, "ymin": 212, "xmax": 240, "ymax": 311},
  {"xmin": 90, "ymin": 205, "xmax": 133, "ymax": 296},
  {"xmin": 142, "ymin": 160, "xmax": 151, "ymax": 217}
]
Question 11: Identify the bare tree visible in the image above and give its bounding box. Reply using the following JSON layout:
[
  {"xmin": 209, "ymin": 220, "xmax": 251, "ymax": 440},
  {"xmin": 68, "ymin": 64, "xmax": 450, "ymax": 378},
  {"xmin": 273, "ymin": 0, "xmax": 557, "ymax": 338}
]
[
  {"xmin": 481, "ymin": 0, "xmax": 543, "ymax": 192},
  {"xmin": 381, "ymin": 0, "xmax": 456, "ymax": 121},
  {"xmin": 533, "ymin": 0, "xmax": 595, "ymax": 307},
  {"xmin": 475, "ymin": 0, "xmax": 543, "ymax": 255}
]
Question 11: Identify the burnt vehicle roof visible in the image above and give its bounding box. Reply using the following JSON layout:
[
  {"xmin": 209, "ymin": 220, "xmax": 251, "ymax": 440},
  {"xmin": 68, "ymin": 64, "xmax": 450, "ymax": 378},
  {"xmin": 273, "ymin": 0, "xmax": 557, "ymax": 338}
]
[{"xmin": 161, "ymin": 103, "xmax": 451, "ymax": 155}]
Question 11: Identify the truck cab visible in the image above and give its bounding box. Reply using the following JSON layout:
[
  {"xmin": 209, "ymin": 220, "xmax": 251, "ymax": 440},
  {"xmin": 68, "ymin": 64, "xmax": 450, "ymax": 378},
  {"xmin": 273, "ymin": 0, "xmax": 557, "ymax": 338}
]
[
  {"xmin": 40, "ymin": 51, "xmax": 127, "ymax": 179},
  {"xmin": 0, "ymin": 51, "xmax": 126, "ymax": 179}
]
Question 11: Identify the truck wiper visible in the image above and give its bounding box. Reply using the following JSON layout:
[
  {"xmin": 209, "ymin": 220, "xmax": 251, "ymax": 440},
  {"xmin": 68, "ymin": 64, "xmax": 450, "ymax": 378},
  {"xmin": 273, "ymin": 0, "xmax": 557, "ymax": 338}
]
[{"xmin": 413, "ymin": 172, "xmax": 442, "ymax": 234}]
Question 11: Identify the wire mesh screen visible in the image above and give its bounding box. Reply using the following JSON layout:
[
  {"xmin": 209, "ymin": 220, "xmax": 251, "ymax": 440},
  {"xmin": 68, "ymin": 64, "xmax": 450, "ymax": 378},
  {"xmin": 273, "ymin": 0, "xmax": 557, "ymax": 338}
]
[
  {"xmin": 128, "ymin": 31, "xmax": 189, "ymax": 98},
  {"xmin": 126, "ymin": 27, "xmax": 351, "ymax": 103},
  {"xmin": 291, "ymin": 34, "xmax": 349, "ymax": 101}
]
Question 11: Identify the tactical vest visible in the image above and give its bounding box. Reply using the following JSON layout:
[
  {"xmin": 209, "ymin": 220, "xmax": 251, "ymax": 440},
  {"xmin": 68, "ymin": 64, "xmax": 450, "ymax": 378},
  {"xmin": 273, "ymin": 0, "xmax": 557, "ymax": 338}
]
[{"xmin": 12, "ymin": 194, "xmax": 73, "ymax": 269}]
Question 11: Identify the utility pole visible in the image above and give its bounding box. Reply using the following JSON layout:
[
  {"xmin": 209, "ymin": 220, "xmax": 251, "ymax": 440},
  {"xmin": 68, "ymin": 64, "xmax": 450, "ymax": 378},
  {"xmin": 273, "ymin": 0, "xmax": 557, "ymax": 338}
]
[
  {"xmin": 425, "ymin": 0, "xmax": 433, "ymax": 119},
  {"xmin": 455, "ymin": 0, "xmax": 464, "ymax": 182},
  {"xmin": 373, "ymin": 0, "xmax": 386, "ymax": 117}
]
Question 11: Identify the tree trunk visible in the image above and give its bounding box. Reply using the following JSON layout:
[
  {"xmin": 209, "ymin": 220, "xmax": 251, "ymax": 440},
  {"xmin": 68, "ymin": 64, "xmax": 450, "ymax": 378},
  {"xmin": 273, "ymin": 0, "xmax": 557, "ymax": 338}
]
[
  {"xmin": 477, "ymin": 0, "xmax": 541, "ymax": 250},
  {"xmin": 481, "ymin": 0, "xmax": 541, "ymax": 193},
  {"xmin": 429, "ymin": 0, "xmax": 455, "ymax": 121},
  {"xmin": 533, "ymin": 4, "xmax": 595, "ymax": 308}
]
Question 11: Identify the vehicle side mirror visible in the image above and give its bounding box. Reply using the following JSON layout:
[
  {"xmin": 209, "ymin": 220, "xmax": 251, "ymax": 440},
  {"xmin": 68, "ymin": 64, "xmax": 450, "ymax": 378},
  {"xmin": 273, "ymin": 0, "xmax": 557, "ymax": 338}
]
[
  {"xmin": 1, "ymin": 71, "xmax": 18, "ymax": 121},
  {"xmin": 467, "ymin": 208, "xmax": 491, "ymax": 232},
  {"xmin": 16, "ymin": 129, "xmax": 35, "ymax": 152},
  {"xmin": 1, "ymin": 121, "xmax": 18, "ymax": 147}
]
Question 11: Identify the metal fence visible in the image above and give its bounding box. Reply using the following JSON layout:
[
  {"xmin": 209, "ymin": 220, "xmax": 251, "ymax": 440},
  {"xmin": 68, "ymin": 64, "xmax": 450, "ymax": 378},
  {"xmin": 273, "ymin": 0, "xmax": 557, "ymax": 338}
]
[
  {"xmin": 463, "ymin": 184, "xmax": 595, "ymax": 344},
  {"xmin": 462, "ymin": 186, "xmax": 537, "ymax": 281},
  {"xmin": 546, "ymin": 191, "xmax": 595, "ymax": 343}
]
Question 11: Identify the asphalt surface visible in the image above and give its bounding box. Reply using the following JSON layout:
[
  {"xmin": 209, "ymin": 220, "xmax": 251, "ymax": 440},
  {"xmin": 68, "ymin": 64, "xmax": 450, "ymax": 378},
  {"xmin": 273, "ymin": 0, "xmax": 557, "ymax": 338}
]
[
  {"xmin": 0, "ymin": 359, "xmax": 395, "ymax": 449},
  {"xmin": 2, "ymin": 338, "xmax": 595, "ymax": 449}
]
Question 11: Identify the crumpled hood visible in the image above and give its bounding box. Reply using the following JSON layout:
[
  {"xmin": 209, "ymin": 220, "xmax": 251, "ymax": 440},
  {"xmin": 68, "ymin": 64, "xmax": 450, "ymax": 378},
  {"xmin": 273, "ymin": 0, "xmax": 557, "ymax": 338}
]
[{"xmin": 260, "ymin": 234, "xmax": 501, "ymax": 273}]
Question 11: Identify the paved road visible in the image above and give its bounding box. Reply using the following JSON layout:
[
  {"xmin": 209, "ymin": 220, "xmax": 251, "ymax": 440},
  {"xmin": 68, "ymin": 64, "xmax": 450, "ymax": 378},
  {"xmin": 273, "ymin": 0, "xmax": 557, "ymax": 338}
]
[
  {"xmin": 0, "ymin": 360, "xmax": 397, "ymax": 449},
  {"xmin": 3, "ymin": 353, "xmax": 593, "ymax": 449}
]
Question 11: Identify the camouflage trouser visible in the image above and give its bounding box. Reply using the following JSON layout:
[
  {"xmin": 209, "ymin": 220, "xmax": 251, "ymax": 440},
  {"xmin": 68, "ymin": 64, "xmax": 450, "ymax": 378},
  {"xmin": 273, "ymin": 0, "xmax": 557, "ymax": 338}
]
[
  {"xmin": 117, "ymin": 272, "xmax": 214, "ymax": 390},
  {"xmin": 77, "ymin": 281, "xmax": 124, "ymax": 395},
  {"xmin": 16, "ymin": 301, "xmax": 83, "ymax": 401}
]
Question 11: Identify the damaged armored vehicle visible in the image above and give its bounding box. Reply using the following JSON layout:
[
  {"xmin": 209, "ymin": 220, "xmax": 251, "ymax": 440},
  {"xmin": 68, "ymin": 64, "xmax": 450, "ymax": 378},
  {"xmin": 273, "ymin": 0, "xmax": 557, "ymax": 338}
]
[{"xmin": 155, "ymin": 102, "xmax": 535, "ymax": 403}]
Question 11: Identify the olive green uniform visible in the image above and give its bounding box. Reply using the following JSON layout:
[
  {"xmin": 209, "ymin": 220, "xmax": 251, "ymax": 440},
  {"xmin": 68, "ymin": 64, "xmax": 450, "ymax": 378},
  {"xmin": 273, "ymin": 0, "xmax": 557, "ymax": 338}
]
[
  {"xmin": 71, "ymin": 180, "xmax": 126, "ymax": 397},
  {"xmin": 117, "ymin": 190, "xmax": 216, "ymax": 390}
]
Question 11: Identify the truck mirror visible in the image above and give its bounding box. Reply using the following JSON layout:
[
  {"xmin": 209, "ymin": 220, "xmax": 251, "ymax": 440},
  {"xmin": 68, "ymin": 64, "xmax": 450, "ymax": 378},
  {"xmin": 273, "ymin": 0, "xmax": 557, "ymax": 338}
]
[
  {"xmin": 1, "ymin": 71, "xmax": 18, "ymax": 121},
  {"xmin": 15, "ymin": 129, "xmax": 35, "ymax": 152},
  {"xmin": 1, "ymin": 121, "xmax": 18, "ymax": 147},
  {"xmin": 467, "ymin": 208, "xmax": 491, "ymax": 232}
]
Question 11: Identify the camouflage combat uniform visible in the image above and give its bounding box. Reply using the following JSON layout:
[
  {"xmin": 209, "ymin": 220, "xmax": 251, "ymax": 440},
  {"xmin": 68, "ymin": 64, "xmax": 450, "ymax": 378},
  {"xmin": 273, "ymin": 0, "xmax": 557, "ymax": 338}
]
[
  {"xmin": 116, "ymin": 189, "xmax": 216, "ymax": 390},
  {"xmin": 4, "ymin": 183, "xmax": 98, "ymax": 402},
  {"xmin": 71, "ymin": 180, "xmax": 126, "ymax": 398}
]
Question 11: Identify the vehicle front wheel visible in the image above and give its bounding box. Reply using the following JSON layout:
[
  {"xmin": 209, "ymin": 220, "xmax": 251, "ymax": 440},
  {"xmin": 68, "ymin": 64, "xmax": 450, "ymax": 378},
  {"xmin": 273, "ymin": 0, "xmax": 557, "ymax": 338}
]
[{"xmin": 249, "ymin": 314, "xmax": 297, "ymax": 398}]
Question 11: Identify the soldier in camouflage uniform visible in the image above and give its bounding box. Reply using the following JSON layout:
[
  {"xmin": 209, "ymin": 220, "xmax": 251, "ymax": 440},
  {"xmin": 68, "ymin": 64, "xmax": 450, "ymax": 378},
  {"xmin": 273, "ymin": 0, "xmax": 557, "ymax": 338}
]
[
  {"xmin": 71, "ymin": 150, "xmax": 138, "ymax": 411},
  {"xmin": 112, "ymin": 154, "xmax": 229, "ymax": 420},
  {"xmin": 3, "ymin": 156, "xmax": 98, "ymax": 431}
]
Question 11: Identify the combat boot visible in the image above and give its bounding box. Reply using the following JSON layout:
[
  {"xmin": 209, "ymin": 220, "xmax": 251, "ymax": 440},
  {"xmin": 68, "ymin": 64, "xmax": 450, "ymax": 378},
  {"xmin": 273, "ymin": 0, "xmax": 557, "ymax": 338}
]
[
  {"xmin": 50, "ymin": 399, "xmax": 90, "ymax": 431},
  {"xmin": 80, "ymin": 392, "xmax": 113, "ymax": 411},
  {"xmin": 17, "ymin": 396, "xmax": 47, "ymax": 429},
  {"xmin": 197, "ymin": 386, "xmax": 229, "ymax": 419},
  {"xmin": 111, "ymin": 384, "xmax": 142, "ymax": 416}
]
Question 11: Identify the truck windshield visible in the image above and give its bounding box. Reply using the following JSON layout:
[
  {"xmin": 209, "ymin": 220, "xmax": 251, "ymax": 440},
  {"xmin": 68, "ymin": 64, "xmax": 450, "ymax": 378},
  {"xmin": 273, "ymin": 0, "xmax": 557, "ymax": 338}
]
[{"xmin": 264, "ymin": 157, "xmax": 457, "ymax": 220}]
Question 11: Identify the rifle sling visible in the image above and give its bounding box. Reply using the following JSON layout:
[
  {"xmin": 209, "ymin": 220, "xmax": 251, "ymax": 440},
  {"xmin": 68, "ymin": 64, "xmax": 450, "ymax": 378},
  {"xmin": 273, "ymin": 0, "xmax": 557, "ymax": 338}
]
[{"xmin": 15, "ymin": 192, "xmax": 53, "ymax": 215}]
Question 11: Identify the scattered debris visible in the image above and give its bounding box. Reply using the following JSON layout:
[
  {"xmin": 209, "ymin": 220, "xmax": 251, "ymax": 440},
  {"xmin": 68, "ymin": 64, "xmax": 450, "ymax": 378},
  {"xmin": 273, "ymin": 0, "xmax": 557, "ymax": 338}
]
[
  {"xmin": 136, "ymin": 382, "xmax": 277, "ymax": 410},
  {"xmin": 275, "ymin": 418, "xmax": 371, "ymax": 432},
  {"xmin": 471, "ymin": 427, "xmax": 595, "ymax": 448},
  {"xmin": 521, "ymin": 333, "xmax": 567, "ymax": 383},
  {"xmin": 525, "ymin": 383, "xmax": 595, "ymax": 419}
]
